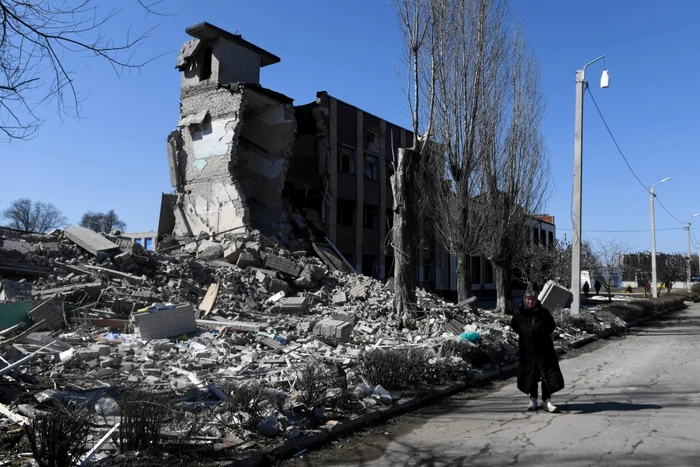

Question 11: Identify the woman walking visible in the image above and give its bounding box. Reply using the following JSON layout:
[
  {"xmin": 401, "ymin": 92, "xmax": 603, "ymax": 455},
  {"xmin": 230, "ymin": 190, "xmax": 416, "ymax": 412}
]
[{"xmin": 511, "ymin": 288, "xmax": 565, "ymax": 412}]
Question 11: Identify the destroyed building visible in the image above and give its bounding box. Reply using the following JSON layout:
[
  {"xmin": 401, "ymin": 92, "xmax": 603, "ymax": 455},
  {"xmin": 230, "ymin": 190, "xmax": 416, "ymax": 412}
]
[
  {"xmin": 164, "ymin": 22, "xmax": 296, "ymax": 238},
  {"xmin": 158, "ymin": 23, "xmax": 557, "ymax": 298}
]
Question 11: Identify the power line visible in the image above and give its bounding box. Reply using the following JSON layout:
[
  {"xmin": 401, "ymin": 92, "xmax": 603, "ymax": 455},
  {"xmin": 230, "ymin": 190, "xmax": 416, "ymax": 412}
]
[
  {"xmin": 655, "ymin": 197, "xmax": 686, "ymax": 225},
  {"xmin": 586, "ymin": 87, "xmax": 686, "ymax": 226},
  {"xmin": 558, "ymin": 227, "xmax": 683, "ymax": 233},
  {"xmin": 585, "ymin": 87, "xmax": 647, "ymax": 192}
]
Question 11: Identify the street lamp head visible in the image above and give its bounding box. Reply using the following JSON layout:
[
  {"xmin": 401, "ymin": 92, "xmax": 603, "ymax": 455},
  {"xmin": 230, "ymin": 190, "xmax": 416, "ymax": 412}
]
[
  {"xmin": 660, "ymin": 177, "xmax": 671, "ymax": 183},
  {"xmin": 600, "ymin": 70, "xmax": 610, "ymax": 88}
]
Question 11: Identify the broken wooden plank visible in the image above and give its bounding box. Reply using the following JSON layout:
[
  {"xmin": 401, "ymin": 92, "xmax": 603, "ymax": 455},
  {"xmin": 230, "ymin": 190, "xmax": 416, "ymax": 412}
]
[
  {"xmin": 82, "ymin": 265, "xmax": 146, "ymax": 285},
  {"xmin": 195, "ymin": 319, "xmax": 263, "ymax": 332},
  {"xmin": 0, "ymin": 340, "xmax": 57, "ymax": 377},
  {"xmin": 197, "ymin": 282, "xmax": 220, "ymax": 319},
  {"xmin": 78, "ymin": 422, "xmax": 121, "ymax": 466},
  {"xmin": 64, "ymin": 226, "xmax": 121, "ymax": 257},
  {"xmin": 0, "ymin": 402, "xmax": 29, "ymax": 425}
]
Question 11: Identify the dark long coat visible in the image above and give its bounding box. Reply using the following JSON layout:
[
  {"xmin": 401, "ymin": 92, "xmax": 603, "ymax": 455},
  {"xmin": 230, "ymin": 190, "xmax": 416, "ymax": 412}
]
[{"xmin": 510, "ymin": 301, "xmax": 565, "ymax": 395}]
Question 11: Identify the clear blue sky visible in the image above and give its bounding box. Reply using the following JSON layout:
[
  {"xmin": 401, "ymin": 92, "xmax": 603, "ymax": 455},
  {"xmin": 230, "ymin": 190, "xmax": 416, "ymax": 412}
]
[{"xmin": 2, "ymin": 0, "xmax": 699, "ymax": 255}]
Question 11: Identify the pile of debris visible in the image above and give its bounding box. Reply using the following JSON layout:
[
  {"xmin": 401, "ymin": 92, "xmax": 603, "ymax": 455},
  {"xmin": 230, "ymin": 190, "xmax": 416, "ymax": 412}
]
[{"xmin": 0, "ymin": 224, "xmax": 624, "ymax": 463}]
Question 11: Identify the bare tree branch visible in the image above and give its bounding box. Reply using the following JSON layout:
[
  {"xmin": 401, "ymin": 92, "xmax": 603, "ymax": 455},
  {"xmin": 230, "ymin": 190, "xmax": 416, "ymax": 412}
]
[{"xmin": 0, "ymin": 0, "xmax": 171, "ymax": 140}]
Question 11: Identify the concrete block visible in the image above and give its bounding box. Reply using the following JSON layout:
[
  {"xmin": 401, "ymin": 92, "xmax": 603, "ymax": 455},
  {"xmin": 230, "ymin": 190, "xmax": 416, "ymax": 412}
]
[
  {"xmin": 265, "ymin": 255, "xmax": 302, "ymax": 277},
  {"xmin": 133, "ymin": 304, "xmax": 197, "ymax": 340},
  {"xmin": 223, "ymin": 244, "xmax": 241, "ymax": 264},
  {"xmin": 237, "ymin": 252, "xmax": 258, "ymax": 269},
  {"xmin": 269, "ymin": 278, "xmax": 290, "ymax": 295},
  {"xmin": 538, "ymin": 280, "xmax": 573, "ymax": 312},
  {"xmin": 348, "ymin": 281, "xmax": 370, "ymax": 299},
  {"xmin": 276, "ymin": 297, "xmax": 309, "ymax": 314},
  {"xmin": 313, "ymin": 319, "xmax": 353, "ymax": 343},
  {"xmin": 331, "ymin": 310, "xmax": 357, "ymax": 324},
  {"xmin": 301, "ymin": 264, "xmax": 325, "ymax": 281},
  {"xmin": 197, "ymin": 240, "xmax": 223, "ymax": 261},
  {"xmin": 332, "ymin": 292, "xmax": 348, "ymax": 306},
  {"xmin": 64, "ymin": 226, "xmax": 121, "ymax": 256}
]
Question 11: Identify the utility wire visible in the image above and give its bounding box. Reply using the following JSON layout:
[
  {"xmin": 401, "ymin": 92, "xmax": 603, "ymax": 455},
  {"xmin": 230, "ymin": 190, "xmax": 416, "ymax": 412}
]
[
  {"xmin": 558, "ymin": 227, "xmax": 683, "ymax": 233},
  {"xmin": 656, "ymin": 197, "xmax": 686, "ymax": 225},
  {"xmin": 586, "ymin": 88, "xmax": 647, "ymax": 192},
  {"xmin": 586, "ymin": 87, "xmax": 686, "ymax": 226}
]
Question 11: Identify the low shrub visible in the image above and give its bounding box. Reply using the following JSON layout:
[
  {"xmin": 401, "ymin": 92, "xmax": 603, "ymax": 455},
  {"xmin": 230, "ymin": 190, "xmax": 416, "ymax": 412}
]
[
  {"xmin": 357, "ymin": 348, "xmax": 432, "ymax": 390},
  {"xmin": 605, "ymin": 296, "xmax": 685, "ymax": 322},
  {"xmin": 25, "ymin": 405, "xmax": 92, "ymax": 467},
  {"xmin": 442, "ymin": 340, "xmax": 490, "ymax": 369},
  {"xmin": 118, "ymin": 391, "xmax": 169, "ymax": 453}
]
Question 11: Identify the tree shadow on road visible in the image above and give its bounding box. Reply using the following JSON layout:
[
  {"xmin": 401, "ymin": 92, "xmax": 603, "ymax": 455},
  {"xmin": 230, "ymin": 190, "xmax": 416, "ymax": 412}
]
[{"xmin": 561, "ymin": 401, "xmax": 662, "ymax": 414}]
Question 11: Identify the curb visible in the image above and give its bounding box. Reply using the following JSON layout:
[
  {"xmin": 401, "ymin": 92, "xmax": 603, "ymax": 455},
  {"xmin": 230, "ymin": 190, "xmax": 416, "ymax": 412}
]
[
  {"xmin": 229, "ymin": 363, "xmax": 518, "ymax": 466},
  {"xmin": 232, "ymin": 302, "xmax": 689, "ymax": 465},
  {"xmin": 569, "ymin": 301, "xmax": 687, "ymax": 349}
]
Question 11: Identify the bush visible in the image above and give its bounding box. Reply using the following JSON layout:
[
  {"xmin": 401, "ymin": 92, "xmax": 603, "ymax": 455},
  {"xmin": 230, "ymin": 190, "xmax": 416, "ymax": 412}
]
[
  {"xmin": 441, "ymin": 340, "xmax": 490, "ymax": 369},
  {"xmin": 296, "ymin": 363, "xmax": 338, "ymax": 408},
  {"xmin": 605, "ymin": 296, "xmax": 685, "ymax": 322},
  {"xmin": 218, "ymin": 381, "xmax": 287, "ymax": 428},
  {"xmin": 118, "ymin": 391, "xmax": 169, "ymax": 453},
  {"xmin": 24, "ymin": 405, "xmax": 92, "ymax": 467},
  {"xmin": 357, "ymin": 348, "xmax": 435, "ymax": 390}
]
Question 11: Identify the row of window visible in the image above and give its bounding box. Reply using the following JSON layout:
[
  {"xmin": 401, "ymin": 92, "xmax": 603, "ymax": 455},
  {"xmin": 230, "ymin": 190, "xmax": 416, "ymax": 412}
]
[
  {"xmin": 337, "ymin": 199, "xmax": 389, "ymax": 231},
  {"xmin": 339, "ymin": 145, "xmax": 394, "ymax": 181},
  {"xmin": 532, "ymin": 228, "xmax": 555, "ymax": 247}
]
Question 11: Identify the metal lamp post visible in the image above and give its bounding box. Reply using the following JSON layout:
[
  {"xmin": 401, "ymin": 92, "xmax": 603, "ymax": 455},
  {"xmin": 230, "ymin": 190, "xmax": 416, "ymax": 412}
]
[
  {"xmin": 571, "ymin": 55, "xmax": 610, "ymax": 315},
  {"xmin": 649, "ymin": 177, "xmax": 671, "ymax": 298},
  {"xmin": 686, "ymin": 213, "xmax": 700, "ymax": 291}
]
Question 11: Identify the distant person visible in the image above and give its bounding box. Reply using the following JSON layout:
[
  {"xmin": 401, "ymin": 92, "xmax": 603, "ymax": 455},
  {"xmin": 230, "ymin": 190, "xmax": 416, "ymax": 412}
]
[
  {"xmin": 511, "ymin": 288, "xmax": 565, "ymax": 413},
  {"xmin": 594, "ymin": 280, "xmax": 602, "ymax": 295},
  {"xmin": 583, "ymin": 281, "xmax": 590, "ymax": 297}
]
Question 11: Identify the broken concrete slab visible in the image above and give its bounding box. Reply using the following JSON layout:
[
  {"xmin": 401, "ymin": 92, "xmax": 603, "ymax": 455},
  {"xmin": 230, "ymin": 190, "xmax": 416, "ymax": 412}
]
[
  {"xmin": 275, "ymin": 297, "xmax": 309, "ymax": 314},
  {"xmin": 27, "ymin": 296, "xmax": 65, "ymax": 331},
  {"xmin": 64, "ymin": 226, "xmax": 121, "ymax": 257},
  {"xmin": 538, "ymin": 280, "xmax": 573, "ymax": 312},
  {"xmin": 269, "ymin": 278, "xmax": 290, "ymax": 295},
  {"xmin": 265, "ymin": 254, "xmax": 302, "ymax": 277},
  {"xmin": 132, "ymin": 304, "xmax": 197, "ymax": 340},
  {"xmin": 313, "ymin": 319, "xmax": 353, "ymax": 343},
  {"xmin": 197, "ymin": 240, "xmax": 224, "ymax": 261},
  {"xmin": 237, "ymin": 252, "xmax": 258, "ymax": 269}
]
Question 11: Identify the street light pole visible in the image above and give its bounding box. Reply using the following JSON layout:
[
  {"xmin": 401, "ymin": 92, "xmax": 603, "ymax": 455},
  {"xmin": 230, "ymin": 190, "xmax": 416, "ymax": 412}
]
[
  {"xmin": 571, "ymin": 55, "xmax": 608, "ymax": 316},
  {"xmin": 686, "ymin": 213, "xmax": 700, "ymax": 291},
  {"xmin": 649, "ymin": 177, "xmax": 671, "ymax": 298}
]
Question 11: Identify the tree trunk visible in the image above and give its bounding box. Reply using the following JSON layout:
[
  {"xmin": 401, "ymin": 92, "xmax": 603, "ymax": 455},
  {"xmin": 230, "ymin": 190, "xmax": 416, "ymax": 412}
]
[
  {"xmin": 456, "ymin": 253, "xmax": 471, "ymax": 303},
  {"xmin": 392, "ymin": 147, "xmax": 419, "ymax": 327},
  {"xmin": 494, "ymin": 262, "xmax": 514, "ymax": 314}
]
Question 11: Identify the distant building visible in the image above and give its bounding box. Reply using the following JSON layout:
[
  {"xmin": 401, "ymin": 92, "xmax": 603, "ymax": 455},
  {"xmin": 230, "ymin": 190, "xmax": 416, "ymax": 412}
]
[{"xmin": 122, "ymin": 231, "xmax": 158, "ymax": 251}]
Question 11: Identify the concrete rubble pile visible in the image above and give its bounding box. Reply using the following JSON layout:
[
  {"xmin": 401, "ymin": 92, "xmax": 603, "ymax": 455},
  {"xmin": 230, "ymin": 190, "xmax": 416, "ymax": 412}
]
[{"xmin": 0, "ymin": 225, "xmax": 625, "ymax": 463}]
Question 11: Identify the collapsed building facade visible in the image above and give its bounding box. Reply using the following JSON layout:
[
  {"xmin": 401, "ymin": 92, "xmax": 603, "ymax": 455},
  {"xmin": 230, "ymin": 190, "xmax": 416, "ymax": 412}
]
[
  {"xmin": 160, "ymin": 23, "xmax": 557, "ymax": 298},
  {"xmin": 165, "ymin": 22, "xmax": 296, "ymax": 237}
]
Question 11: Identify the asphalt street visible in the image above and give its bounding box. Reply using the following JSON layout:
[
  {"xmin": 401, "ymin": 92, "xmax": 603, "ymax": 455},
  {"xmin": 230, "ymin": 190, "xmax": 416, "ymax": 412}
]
[{"xmin": 293, "ymin": 303, "xmax": 700, "ymax": 467}]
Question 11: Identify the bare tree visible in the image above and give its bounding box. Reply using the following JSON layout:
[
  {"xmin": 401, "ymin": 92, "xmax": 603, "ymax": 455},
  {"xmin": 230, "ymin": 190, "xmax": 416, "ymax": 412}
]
[
  {"xmin": 476, "ymin": 24, "xmax": 551, "ymax": 313},
  {"xmin": 392, "ymin": 0, "xmax": 437, "ymax": 325},
  {"xmin": 0, "ymin": 0, "xmax": 169, "ymax": 140},
  {"xmin": 657, "ymin": 253, "xmax": 687, "ymax": 294},
  {"xmin": 421, "ymin": 0, "xmax": 509, "ymax": 302},
  {"xmin": 80, "ymin": 209, "xmax": 126, "ymax": 233},
  {"xmin": 590, "ymin": 238, "xmax": 629, "ymax": 301},
  {"xmin": 2, "ymin": 198, "xmax": 67, "ymax": 232}
]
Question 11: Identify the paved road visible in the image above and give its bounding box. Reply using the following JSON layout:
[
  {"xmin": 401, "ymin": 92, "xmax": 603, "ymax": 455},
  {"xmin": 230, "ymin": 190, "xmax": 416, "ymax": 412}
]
[{"xmin": 294, "ymin": 303, "xmax": 700, "ymax": 466}]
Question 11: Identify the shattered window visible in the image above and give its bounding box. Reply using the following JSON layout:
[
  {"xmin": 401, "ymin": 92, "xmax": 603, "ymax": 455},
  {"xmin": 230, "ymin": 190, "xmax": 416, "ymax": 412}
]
[
  {"xmin": 145, "ymin": 238, "xmax": 153, "ymax": 250},
  {"xmin": 364, "ymin": 154, "xmax": 378, "ymax": 180},
  {"xmin": 366, "ymin": 131, "xmax": 375, "ymax": 143},
  {"xmin": 337, "ymin": 198, "xmax": 355, "ymax": 227},
  {"xmin": 471, "ymin": 256, "xmax": 481, "ymax": 284},
  {"xmin": 485, "ymin": 261, "xmax": 494, "ymax": 284},
  {"xmin": 363, "ymin": 204, "xmax": 378, "ymax": 231},
  {"xmin": 339, "ymin": 146, "xmax": 355, "ymax": 174},
  {"xmin": 200, "ymin": 46, "xmax": 213, "ymax": 80}
]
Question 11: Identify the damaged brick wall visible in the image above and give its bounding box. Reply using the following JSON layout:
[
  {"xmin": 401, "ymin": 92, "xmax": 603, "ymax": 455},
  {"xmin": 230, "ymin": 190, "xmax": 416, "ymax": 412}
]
[{"xmin": 166, "ymin": 23, "xmax": 296, "ymax": 237}]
